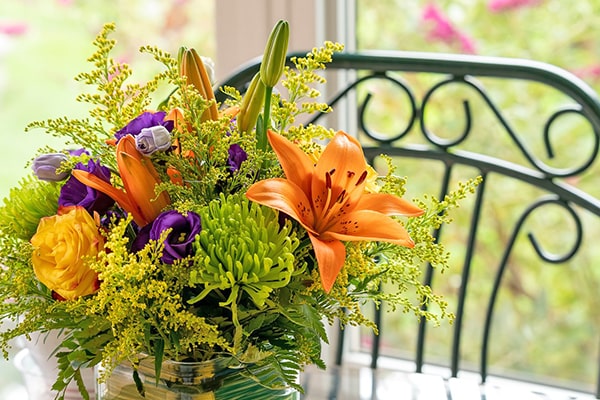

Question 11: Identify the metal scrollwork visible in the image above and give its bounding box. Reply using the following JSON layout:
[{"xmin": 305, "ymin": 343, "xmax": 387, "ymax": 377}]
[
  {"xmin": 420, "ymin": 77, "xmax": 473, "ymax": 149},
  {"xmin": 542, "ymin": 106, "xmax": 600, "ymax": 177},
  {"xmin": 419, "ymin": 75, "xmax": 600, "ymax": 178},
  {"xmin": 310, "ymin": 69, "xmax": 600, "ymax": 179},
  {"xmin": 480, "ymin": 196, "xmax": 583, "ymax": 380},
  {"xmin": 357, "ymin": 73, "xmax": 417, "ymax": 143},
  {"xmin": 309, "ymin": 72, "xmax": 418, "ymax": 144}
]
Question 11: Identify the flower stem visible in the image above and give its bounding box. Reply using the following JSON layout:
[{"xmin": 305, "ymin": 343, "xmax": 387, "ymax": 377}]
[{"xmin": 259, "ymin": 86, "xmax": 273, "ymax": 151}]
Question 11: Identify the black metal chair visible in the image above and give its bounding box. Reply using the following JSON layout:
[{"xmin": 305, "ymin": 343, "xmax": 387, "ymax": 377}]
[{"xmin": 217, "ymin": 51, "xmax": 600, "ymax": 398}]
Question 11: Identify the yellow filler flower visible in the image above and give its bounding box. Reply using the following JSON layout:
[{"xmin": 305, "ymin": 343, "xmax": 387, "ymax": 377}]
[{"xmin": 246, "ymin": 130, "xmax": 424, "ymax": 292}]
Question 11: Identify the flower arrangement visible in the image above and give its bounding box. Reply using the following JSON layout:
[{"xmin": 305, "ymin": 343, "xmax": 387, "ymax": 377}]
[{"xmin": 0, "ymin": 20, "xmax": 478, "ymax": 399}]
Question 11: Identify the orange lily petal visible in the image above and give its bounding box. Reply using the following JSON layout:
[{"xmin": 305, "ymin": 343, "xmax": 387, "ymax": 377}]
[
  {"xmin": 246, "ymin": 178, "xmax": 316, "ymax": 234},
  {"xmin": 117, "ymin": 135, "xmax": 151, "ymax": 166},
  {"xmin": 311, "ymin": 132, "xmax": 369, "ymax": 221},
  {"xmin": 166, "ymin": 108, "xmax": 191, "ymax": 156},
  {"xmin": 118, "ymin": 135, "xmax": 167, "ymax": 187},
  {"xmin": 357, "ymin": 193, "xmax": 424, "ymax": 217},
  {"xmin": 325, "ymin": 210, "xmax": 415, "ymax": 247},
  {"xmin": 166, "ymin": 166, "xmax": 183, "ymax": 185},
  {"xmin": 71, "ymin": 170, "xmax": 145, "ymax": 225},
  {"xmin": 308, "ymin": 235, "xmax": 346, "ymax": 293},
  {"xmin": 220, "ymin": 106, "xmax": 240, "ymax": 118},
  {"xmin": 118, "ymin": 153, "xmax": 169, "ymax": 225},
  {"xmin": 117, "ymin": 135, "xmax": 170, "ymax": 224},
  {"xmin": 267, "ymin": 130, "xmax": 314, "ymax": 195},
  {"xmin": 166, "ymin": 107, "xmax": 188, "ymax": 135},
  {"xmin": 248, "ymin": 129, "xmax": 423, "ymax": 293},
  {"xmin": 73, "ymin": 136, "xmax": 170, "ymax": 227}
]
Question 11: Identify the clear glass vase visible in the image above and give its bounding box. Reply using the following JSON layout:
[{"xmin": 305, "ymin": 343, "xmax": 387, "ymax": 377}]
[{"xmin": 96, "ymin": 356, "xmax": 299, "ymax": 400}]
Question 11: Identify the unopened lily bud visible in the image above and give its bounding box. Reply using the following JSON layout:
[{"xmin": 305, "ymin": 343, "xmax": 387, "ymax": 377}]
[
  {"xmin": 238, "ymin": 73, "xmax": 266, "ymax": 134},
  {"xmin": 32, "ymin": 153, "xmax": 69, "ymax": 181},
  {"xmin": 260, "ymin": 20, "xmax": 289, "ymax": 88},
  {"xmin": 135, "ymin": 126, "xmax": 172, "ymax": 156},
  {"xmin": 179, "ymin": 47, "xmax": 219, "ymax": 121}
]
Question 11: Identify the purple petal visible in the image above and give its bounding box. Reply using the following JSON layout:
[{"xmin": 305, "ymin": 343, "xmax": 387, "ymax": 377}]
[
  {"xmin": 146, "ymin": 210, "xmax": 202, "ymax": 264},
  {"xmin": 114, "ymin": 111, "xmax": 170, "ymax": 141},
  {"xmin": 227, "ymin": 144, "xmax": 247, "ymax": 172}
]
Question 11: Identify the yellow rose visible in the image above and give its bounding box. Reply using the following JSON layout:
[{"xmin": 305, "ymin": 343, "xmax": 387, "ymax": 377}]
[{"xmin": 30, "ymin": 206, "xmax": 104, "ymax": 300}]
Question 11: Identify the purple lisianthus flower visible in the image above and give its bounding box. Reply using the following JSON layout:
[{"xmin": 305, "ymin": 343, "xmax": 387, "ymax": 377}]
[
  {"xmin": 130, "ymin": 223, "xmax": 151, "ymax": 253},
  {"xmin": 59, "ymin": 154, "xmax": 115, "ymax": 215},
  {"xmin": 114, "ymin": 111, "xmax": 174, "ymax": 142},
  {"xmin": 227, "ymin": 144, "xmax": 247, "ymax": 172},
  {"xmin": 32, "ymin": 153, "xmax": 69, "ymax": 181},
  {"xmin": 132, "ymin": 210, "xmax": 201, "ymax": 264},
  {"xmin": 69, "ymin": 148, "xmax": 88, "ymax": 157}
]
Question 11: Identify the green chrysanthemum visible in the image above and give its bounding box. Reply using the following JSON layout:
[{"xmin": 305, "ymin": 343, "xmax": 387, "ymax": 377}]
[
  {"xmin": 189, "ymin": 193, "xmax": 299, "ymax": 309},
  {"xmin": 0, "ymin": 175, "xmax": 60, "ymax": 241},
  {"xmin": 188, "ymin": 193, "xmax": 301, "ymax": 350}
]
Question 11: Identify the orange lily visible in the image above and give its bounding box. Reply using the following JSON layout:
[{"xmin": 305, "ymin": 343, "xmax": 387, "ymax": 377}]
[
  {"xmin": 72, "ymin": 135, "xmax": 170, "ymax": 227},
  {"xmin": 246, "ymin": 130, "xmax": 424, "ymax": 292}
]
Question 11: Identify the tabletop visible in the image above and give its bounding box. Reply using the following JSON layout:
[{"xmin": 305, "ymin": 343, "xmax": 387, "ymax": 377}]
[{"xmin": 299, "ymin": 364, "xmax": 598, "ymax": 400}]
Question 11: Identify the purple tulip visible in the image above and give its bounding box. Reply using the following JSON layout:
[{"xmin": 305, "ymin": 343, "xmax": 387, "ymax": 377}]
[
  {"xmin": 133, "ymin": 210, "xmax": 202, "ymax": 264},
  {"xmin": 114, "ymin": 111, "xmax": 174, "ymax": 142},
  {"xmin": 32, "ymin": 153, "xmax": 69, "ymax": 181},
  {"xmin": 59, "ymin": 156, "xmax": 115, "ymax": 215},
  {"xmin": 227, "ymin": 144, "xmax": 247, "ymax": 172}
]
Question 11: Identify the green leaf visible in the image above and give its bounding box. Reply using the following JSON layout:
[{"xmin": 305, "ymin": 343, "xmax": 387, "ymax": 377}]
[
  {"xmin": 73, "ymin": 369, "xmax": 90, "ymax": 400},
  {"xmin": 281, "ymin": 304, "xmax": 328, "ymax": 342},
  {"xmin": 154, "ymin": 338, "xmax": 165, "ymax": 385},
  {"xmin": 133, "ymin": 369, "xmax": 145, "ymax": 397}
]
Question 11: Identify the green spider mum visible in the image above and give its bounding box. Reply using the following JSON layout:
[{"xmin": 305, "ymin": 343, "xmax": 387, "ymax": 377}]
[
  {"xmin": 189, "ymin": 193, "xmax": 299, "ymax": 308},
  {"xmin": 189, "ymin": 193, "xmax": 301, "ymax": 349},
  {"xmin": 0, "ymin": 175, "xmax": 60, "ymax": 241}
]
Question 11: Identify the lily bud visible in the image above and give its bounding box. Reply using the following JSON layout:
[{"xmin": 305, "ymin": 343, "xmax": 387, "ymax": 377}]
[
  {"xmin": 32, "ymin": 153, "xmax": 69, "ymax": 181},
  {"xmin": 237, "ymin": 73, "xmax": 266, "ymax": 134},
  {"xmin": 135, "ymin": 126, "xmax": 172, "ymax": 156},
  {"xmin": 260, "ymin": 20, "xmax": 289, "ymax": 88},
  {"xmin": 179, "ymin": 47, "xmax": 219, "ymax": 121}
]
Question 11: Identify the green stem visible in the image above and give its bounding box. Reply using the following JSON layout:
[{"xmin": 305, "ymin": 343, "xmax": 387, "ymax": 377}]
[{"xmin": 259, "ymin": 86, "xmax": 274, "ymax": 151}]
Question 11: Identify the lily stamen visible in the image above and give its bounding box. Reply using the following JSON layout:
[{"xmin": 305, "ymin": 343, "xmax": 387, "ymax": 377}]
[
  {"xmin": 355, "ymin": 170, "xmax": 368, "ymax": 186},
  {"xmin": 336, "ymin": 190, "xmax": 347, "ymax": 204}
]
